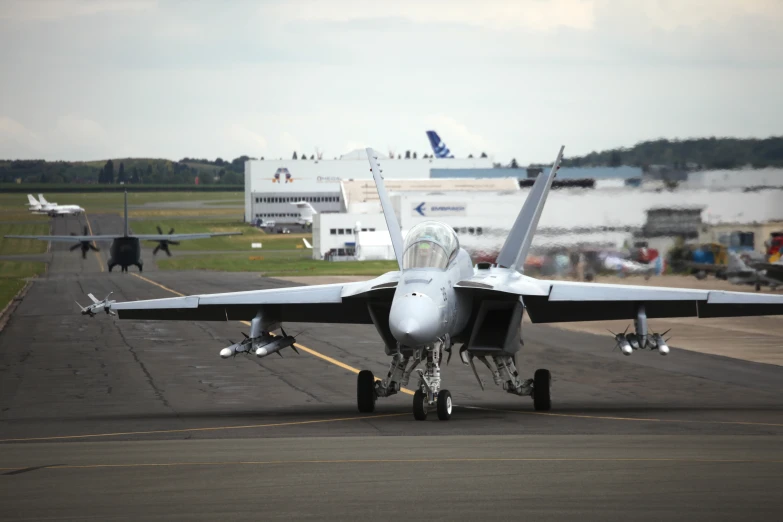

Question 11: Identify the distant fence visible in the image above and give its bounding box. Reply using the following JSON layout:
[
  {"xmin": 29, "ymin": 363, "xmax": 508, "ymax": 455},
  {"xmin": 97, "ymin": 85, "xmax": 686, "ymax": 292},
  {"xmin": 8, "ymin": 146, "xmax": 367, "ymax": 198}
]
[{"xmin": 0, "ymin": 184, "xmax": 243, "ymax": 193}]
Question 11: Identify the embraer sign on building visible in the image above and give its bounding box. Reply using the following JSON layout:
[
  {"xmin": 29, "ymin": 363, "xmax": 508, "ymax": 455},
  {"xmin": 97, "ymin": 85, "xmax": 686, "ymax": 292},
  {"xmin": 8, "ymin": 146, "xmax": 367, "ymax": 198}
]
[{"xmin": 413, "ymin": 202, "xmax": 467, "ymax": 217}]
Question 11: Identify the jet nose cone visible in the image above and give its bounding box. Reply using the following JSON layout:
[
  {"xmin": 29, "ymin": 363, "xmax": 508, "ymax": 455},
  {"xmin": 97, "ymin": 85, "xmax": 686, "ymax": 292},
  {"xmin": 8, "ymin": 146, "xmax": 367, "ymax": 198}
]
[
  {"xmin": 398, "ymin": 318, "xmax": 421, "ymax": 337},
  {"xmin": 390, "ymin": 293, "xmax": 442, "ymax": 345}
]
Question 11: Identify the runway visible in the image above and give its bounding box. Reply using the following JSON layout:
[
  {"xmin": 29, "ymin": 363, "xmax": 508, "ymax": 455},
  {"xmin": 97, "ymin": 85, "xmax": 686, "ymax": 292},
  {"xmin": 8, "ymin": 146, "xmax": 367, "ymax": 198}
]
[{"xmin": 1, "ymin": 214, "xmax": 782, "ymax": 521}]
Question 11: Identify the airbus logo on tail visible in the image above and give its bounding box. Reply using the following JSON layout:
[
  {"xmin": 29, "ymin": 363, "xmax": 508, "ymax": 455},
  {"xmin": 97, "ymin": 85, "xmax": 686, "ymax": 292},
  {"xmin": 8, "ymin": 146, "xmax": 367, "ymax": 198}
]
[{"xmin": 426, "ymin": 130, "xmax": 454, "ymax": 159}]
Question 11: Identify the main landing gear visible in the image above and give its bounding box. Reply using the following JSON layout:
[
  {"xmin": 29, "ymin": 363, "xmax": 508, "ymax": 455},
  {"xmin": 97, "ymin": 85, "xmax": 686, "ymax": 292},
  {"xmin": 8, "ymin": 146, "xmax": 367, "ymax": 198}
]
[
  {"xmin": 357, "ymin": 341, "xmax": 453, "ymax": 421},
  {"xmin": 108, "ymin": 263, "xmax": 143, "ymax": 273},
  {"xmin": 357, "ymin": 342, "xmax": 552, "ymax": 419}
]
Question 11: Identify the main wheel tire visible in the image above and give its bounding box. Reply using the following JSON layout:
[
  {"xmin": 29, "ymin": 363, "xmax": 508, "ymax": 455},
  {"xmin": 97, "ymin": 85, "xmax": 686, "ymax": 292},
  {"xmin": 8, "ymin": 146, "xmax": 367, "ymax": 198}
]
[
  {"xmin": 436, "ymin": 389, "xmax": 452, "ymax": 421},
  {"xmin": 413, "ymin": 389, "xmax": 428, "ymax": 421},
  {"xmin": 533, "ymin": 368, "xmax": 552, "ymax": 412},
  {"xmin": 357, "ymin": 370, "xmax": 376, "ymax": 413}
]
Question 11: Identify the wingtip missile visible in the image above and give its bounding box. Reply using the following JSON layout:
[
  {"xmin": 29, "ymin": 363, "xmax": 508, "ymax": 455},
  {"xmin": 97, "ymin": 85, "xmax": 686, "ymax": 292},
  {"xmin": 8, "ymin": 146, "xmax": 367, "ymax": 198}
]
[{"xmin": 79, "ymin": 292, "xmax": 116, "ymax": 317}]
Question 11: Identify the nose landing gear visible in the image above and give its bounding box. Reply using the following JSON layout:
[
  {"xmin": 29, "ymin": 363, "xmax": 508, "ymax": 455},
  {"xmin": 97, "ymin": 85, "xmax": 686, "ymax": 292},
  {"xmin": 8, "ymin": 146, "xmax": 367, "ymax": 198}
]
[{"xmin": 357, "ymin": 341, "xmax": 454, "ymax": 421}]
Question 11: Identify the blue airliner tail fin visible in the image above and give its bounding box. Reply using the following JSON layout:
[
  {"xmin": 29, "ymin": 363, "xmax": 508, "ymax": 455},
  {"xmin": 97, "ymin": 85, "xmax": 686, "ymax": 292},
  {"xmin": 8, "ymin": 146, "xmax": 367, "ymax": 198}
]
[{"xmin": 426, "ymin": 130, "xmax": 454, "ymax": 158}]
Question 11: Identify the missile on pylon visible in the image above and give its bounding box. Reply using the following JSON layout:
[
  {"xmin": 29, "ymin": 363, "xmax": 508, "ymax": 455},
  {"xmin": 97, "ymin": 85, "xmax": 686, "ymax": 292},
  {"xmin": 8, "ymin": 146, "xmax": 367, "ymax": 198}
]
[
  {"xmin": 255, "ymin": 334, "xmax": 297, "ymax": 358},
  {"xmin": 619, "ymin": 338, "xmax": 633, "ymax": 356},
  {"xmin": 219, "ymin": 339, "xmax": 252, "ymax": 359},
  {"xmin": 651, "ymin": 333, "xmax": 670, "ymax": 356}
]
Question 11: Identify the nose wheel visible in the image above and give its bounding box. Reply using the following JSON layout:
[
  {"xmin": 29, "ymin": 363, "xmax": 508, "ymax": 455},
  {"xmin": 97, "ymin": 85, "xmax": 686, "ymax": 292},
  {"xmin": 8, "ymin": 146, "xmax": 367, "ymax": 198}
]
[{"xmin": 412, "ymin": 388, "xmax": 452, "ymax": 421}]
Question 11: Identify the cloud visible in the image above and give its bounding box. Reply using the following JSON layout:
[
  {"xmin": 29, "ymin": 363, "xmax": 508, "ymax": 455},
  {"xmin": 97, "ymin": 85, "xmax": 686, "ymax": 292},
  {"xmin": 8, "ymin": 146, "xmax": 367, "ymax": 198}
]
[
  {"xmin": 0, "ymin": 117, "xmax": 40, "ymax": 156},
  {"xmin": 226, "ymin": 124, "xmax": 268, "ymax": 153},
  {"xmin": 0, "ymin": 0, "xmax": 156, "ymax": 21},
  {"xmin": 262, "ymin": 0, "xmax": 597, "ymax": 31},
  {"xmin": 0, "ymin": 116, "xmax": 39, "ymax": 144},
  {"xmin": 279, "ymin": 131, "xmax": 302, "ymax": 157},
  {"xmin": 54, "ymin": 115, "xmax": 107, "ymax": 144}
]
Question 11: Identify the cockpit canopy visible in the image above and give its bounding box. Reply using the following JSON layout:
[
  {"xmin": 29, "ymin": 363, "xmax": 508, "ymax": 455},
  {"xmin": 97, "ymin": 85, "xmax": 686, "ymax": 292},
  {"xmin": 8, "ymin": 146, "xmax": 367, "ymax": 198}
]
[{"xmin": 402, "ymin": 221, "xmax": 460, "ymax": 270}]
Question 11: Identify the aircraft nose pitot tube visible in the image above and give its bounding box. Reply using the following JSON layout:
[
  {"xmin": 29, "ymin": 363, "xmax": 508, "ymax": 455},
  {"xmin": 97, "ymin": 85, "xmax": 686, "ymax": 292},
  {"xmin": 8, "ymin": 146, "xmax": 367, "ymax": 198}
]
[{"xmin": 389, "ymin": 292, "xmax": 442, "ymax": 345}]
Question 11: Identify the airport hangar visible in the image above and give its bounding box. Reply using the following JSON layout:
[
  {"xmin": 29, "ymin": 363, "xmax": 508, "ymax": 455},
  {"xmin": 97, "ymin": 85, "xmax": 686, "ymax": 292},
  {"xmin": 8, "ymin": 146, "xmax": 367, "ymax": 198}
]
[
  {"xmin": 312, "ymin": 182, "xmax": 783, "ymax": 261},
  {"xmin": 243, "ymin": 150, "xmax": 496, "ymax": 224},
  {"xmin": 243, "ymin": 152, "xmax": 783, "ymax": 260}
]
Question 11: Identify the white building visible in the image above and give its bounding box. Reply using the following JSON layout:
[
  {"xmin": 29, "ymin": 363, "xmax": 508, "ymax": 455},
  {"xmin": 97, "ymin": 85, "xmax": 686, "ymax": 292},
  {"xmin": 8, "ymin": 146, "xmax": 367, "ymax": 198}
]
[
  {"xmin": 313, "ymin": 187, "xmax": 783, "ymax": 260},
  {"xmin": 684, "ymin": 168, "xmax": 783, "ymax": 190},
  {"xmin": 243, "ymin": 152, "xmax": 494, "ymax": 223}
]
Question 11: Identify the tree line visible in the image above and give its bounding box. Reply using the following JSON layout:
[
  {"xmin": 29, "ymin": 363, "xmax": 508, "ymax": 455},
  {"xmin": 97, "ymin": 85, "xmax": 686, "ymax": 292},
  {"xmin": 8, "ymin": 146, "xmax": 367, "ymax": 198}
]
[
  {"xmin": 0, "ymin": 156, "xmax": 249, "ymax": 185},
  {"xmin": 560, "ymin": 137, "xmax": 783, "ymax": 170}
]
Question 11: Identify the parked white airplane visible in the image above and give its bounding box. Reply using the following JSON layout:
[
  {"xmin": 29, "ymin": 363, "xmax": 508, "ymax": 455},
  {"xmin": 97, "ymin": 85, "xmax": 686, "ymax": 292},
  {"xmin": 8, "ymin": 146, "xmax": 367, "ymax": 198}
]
[
  {"xmin": 290, "ymin": 201, "xmax": 317, "ymax": 227},
  {"xmin": 81, "ymin": 147, "xmax": 783, "ymax": 421},
  {"xmin": 32, "ymin": 194, "xmax": 84, "ymax": 216},
  {"xmin": 27, "ymin": 194, "xmax": 45, "ymax": 213}
]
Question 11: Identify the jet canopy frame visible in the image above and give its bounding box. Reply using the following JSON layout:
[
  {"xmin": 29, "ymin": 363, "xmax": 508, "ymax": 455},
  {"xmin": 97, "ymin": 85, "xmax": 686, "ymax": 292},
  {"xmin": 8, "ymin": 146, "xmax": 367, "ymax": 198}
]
[{"xmin": 402, "ymin": 221, "xmax": 460, "ymax": 270}]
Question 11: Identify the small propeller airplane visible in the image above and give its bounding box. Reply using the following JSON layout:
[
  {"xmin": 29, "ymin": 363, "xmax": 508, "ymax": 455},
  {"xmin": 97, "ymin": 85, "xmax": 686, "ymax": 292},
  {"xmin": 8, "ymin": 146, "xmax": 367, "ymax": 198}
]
[{"xmin": 79, "ymin": 147, "xmax": 783, "ymax": 421}]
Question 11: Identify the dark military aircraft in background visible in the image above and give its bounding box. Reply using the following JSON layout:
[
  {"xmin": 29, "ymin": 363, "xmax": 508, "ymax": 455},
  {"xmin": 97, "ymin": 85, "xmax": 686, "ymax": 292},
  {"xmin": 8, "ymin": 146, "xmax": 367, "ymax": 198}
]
[{"xmin": 6, "ymin": 191, "xmax": 241, "ymax": 272}]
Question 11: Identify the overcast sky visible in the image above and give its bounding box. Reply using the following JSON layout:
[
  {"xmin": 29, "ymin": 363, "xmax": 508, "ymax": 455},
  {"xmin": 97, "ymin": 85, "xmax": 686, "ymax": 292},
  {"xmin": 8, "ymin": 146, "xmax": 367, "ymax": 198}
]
[{"xmin": 0, "ymin": 0, "xmax": 781, "ymax": 164}]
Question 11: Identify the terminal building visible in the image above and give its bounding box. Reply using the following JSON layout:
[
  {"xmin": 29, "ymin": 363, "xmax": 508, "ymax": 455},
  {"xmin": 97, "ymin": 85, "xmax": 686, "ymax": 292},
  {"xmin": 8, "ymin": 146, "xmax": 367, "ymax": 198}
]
[
  {"xmin": 312, "ymin": 186, "xmax": 783, "ymax": 261},
  {"xmin": 243, "ymin": 152, "xmax": 493, "ymax": 224}
]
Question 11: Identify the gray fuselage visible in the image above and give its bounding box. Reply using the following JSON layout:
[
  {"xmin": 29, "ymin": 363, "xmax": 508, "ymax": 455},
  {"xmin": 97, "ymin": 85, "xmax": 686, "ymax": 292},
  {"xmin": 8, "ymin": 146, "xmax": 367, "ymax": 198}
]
[{"xmin": 388, "ymin": 248, "xmax": 474, "ymax": 347}]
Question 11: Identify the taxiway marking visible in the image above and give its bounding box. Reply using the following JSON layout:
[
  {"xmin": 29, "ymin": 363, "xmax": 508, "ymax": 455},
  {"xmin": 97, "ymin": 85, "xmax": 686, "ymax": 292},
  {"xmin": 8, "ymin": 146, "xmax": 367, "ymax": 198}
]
[
  {"xmin": 0, "ymin": 413, "xmax": 408, "ymax": 443},
  {"xmin": 3, "ymin": 456, "xmax": 783, "ymax": 473},
  {"xmin": 465, "ymin": 405, "xmax": 783, "ymax": 428},
  {"xmin": 130, "ymin": 273, "xmax": 416, "ymax": 396},
  {"xmin": 83, "ymin": 213, "xmax": 104, "ymax": 273}
]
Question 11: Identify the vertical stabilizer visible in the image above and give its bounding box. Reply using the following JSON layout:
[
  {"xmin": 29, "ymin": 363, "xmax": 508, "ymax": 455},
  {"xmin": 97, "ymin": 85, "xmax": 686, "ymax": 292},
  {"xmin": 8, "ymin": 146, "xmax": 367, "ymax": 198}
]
[
  {"xmin": 366, "ymin": 148, "xmax": 404, "ymax": 270},
  {"xmin": 123, "ymin": 190, "xmax": 129, "ymax": 237},
  {"xmin": 426, "ymin": 130, "xmax": 454, "ymax": 158},
  {"xmin": 38, "ymin": 194, "xmax": 49, "ymax": 205},
  {"xmin": 496, "ymin": 146, "xmax": 565, "ymax": 272},
  {"xmin": 728, "ymin": 252, "xmax": 751, "ymax": 272},
  {"xmin": 27, "ymin": 194, "xmax": 39, "ymax": 206}
]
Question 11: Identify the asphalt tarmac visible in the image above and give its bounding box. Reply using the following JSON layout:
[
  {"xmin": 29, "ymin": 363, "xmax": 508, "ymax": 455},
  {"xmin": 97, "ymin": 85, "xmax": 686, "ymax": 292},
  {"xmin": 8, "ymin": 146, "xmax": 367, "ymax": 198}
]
[{"xmin": 1, "ymin": 214, "xmax": 782, "ymax": 521}]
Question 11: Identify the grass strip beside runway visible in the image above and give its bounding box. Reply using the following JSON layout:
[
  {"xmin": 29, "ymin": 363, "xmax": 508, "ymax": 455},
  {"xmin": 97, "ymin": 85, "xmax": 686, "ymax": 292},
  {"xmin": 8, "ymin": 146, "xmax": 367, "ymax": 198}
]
[{"xmin": 0, "ymin": 261, "xmax": 46, "ymax": 313}]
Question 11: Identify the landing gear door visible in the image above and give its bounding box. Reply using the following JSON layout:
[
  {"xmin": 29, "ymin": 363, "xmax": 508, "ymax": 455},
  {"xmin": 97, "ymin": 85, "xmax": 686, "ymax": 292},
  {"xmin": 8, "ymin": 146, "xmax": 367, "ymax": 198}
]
[{"xmin": 367, "ymin": 301, "xmax": 397, "ymax": 355}]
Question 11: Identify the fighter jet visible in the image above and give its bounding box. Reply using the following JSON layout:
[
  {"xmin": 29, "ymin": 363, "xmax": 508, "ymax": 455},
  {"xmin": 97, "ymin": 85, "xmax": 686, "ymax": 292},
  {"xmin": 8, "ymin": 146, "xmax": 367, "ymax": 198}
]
[
  {"xmin": 6, "ymin": 191, "xmax": 241, "ymax": 272},
  {"xmin": 80, "ymin": 147, "xmax": 783, "ymax": 421},
  {"xmin": 726, "ymin": 252, "xmax": 782, "ymax": 291}
]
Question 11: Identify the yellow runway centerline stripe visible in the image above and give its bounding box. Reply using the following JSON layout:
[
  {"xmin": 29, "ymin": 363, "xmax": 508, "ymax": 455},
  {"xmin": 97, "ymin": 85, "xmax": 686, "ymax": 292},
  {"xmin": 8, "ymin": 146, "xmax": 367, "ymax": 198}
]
[
  {"xmin": 3, "ymin": 457, "xmax": 783, "ymax": 473},
  {"xmin": 131, "ymin": 273, "xmax": 185, "ymax": 296},
  {"xmin": 0, "ymin": 413, "xmax": 408, "ymax": 443},
  {"xmin": 83, "ymin": 212, "xmax": 104, "ymax": 273},
  {"xmin": 130, "ymin": 273, "xmax": 414, "ymax": 396}
]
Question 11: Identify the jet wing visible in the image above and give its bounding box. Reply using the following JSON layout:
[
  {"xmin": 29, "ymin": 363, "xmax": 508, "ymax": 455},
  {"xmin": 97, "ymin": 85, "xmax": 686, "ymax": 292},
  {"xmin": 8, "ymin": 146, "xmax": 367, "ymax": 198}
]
[
  {"xmin": 455, "ymin": 270, "xmax": 783, "ymax": 322},
  {"xmin": 110, "ymin": 272, "xmax": 400, "ymax": 323},
  {"xmin": 135, "ymin": 232, "xmax": 242, "ymax": 241},
  {"xmin": 4, "ymin": 234, "xmax": 119, "ymax": 242}
]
